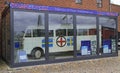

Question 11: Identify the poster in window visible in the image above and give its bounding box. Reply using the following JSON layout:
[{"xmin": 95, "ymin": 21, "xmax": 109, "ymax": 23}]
[
  {"xmin": 103, "ymin": 45, "xmax": 109, "ymax": 53},
  {"xmin": 81, "ymin": 40, "xmax": 91, "ymax": 55},
  {"xmin": 17, "ymin": 50, "xmax": 28, "ymax": 62},
  {"xmin": 81, "ymin": 46, "xmax": 88, "ymax": 55},
  {"xmin": 103, "ymin": 39, "xmax": 111, "ymax": 53}
]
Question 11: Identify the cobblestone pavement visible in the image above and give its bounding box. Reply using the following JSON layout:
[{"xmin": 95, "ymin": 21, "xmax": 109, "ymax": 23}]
[{"xmin": 1, "ymin": 51, "xmax": 120, "ymax": 73}]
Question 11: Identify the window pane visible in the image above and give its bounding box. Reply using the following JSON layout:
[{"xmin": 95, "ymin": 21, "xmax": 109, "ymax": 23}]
[
  {"xmin": 33, "ymin": 29, "xmax": 45, "ymax": 37},
  {"xmin": 56, "ymin": 29, "xmax": 66, "ymax": 36},
  {"xmin": 99, "ymin": 17, "xmax": 117, "ymax": 54},
  {"xmin": 14, "ymin": 11, "xmax": 46, "ymax": 63},
  {"xmin": 77, "ymin": 29, "xmax": 88, "ymax": 35},
  {"xmin": 48, "ymin": 14, "xmax": 74, "ymax": 60},
  {"xmin": 25, "ymin": 30, "xmax": 31, "ymax": 37},
  {"xmin": 49, "ymin": 30, "xmax": 54, "ymax": 37},
  {"xmin": 76, "ymin": 15, "xmax": 97, "ymax": 56},
  {"xmin": 89, "ymin": 29, "xmax": 96, "ymax": 35},
  {"xmin": 75, "ymin": 0, "xmax": 82, "ymax": 3},
  {"xmin": 68, "ymin": 29, "xmax": 74, "ymax": 36},
  {"xmin": 97, "ymin": 0, "xmax": 102, "ymax": 7},
  {"xmin": 97, "ymin": 0, "xmax": 102, "ymax": 3},
  {"xmin": 97, "ymin": 3, "xmax": 102, "ymax": 7}
]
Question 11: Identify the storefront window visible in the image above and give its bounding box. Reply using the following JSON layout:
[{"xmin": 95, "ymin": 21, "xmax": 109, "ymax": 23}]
[
  {"xmin": 76, "ymin": 15, "xmax": 97, "ymax": 56},
  {"xmin": 14, "ymin": 11, "xmax": 45, "ymax": 63},
  {"xmin": 1, "ymin": 2, "xmax": 118, "ymax": 67},
  {"xmin": 48, "ymin": 14, "xmax": 74, "ymax": 60},
  {"xmin": 99, "ymin": 17, "xmax": 117, "ymax": 54}
]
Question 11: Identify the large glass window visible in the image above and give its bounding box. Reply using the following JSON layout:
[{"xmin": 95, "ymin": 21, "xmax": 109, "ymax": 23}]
[
  {"xmin": 11, "ymin": 9, "xmax": 117, "ymax": 66},
  {"xmin": 14, "ymin": 11, "xmax": 45, "ymax": 63},
  {"xmin": 33, "ymin": 29, "xmax": 45, "ymax": 37},
  {"xmin": 99, "ymin": 17, "xmax": 117, "ymax": 54},
  {"xmin": 48, "ymin": 14, "xmax": 74, "ymax": 60},
  {"xmin": 76, "ymin": 15, "xmax": 97, "ymax": 56}
]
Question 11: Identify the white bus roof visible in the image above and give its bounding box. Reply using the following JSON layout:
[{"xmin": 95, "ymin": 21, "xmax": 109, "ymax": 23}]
[
  {"xmin": 26, "ymin": 24, "xmax": 96, "ymax": 30},
  {"xmin": 26, "ymin": 25, "xmax": 45, "ymax": 29}
]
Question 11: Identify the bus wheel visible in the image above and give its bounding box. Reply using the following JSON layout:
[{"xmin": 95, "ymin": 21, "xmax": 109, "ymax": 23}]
[{"xmin": 31, "ymin": 48, "xmax": 43, "ymax": 59}]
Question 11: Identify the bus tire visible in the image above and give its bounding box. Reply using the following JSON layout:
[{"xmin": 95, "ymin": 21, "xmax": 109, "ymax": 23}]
[{"xmin": 31, "ymin": 47, "xmax": 43, "ymax": 59}]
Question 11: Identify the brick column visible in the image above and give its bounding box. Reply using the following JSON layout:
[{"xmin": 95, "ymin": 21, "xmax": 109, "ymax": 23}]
[{"xmin": 0, "ymin": 0, "xmax": 4, "ymax": 58}]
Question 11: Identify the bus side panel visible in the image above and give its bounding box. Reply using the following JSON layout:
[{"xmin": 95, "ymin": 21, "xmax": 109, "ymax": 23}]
[
  {"xmin": 23, "ymin": 38, "xmax": 34, "ymax": 54},
  {"xmin": 49, "ymin": 36, "xmax": 74, "ymax": 53}
]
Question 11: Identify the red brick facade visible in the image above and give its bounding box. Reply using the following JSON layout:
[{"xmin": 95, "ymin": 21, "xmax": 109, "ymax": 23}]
[
  {"xmin": 0, "ymin": 0, "xmax": 120, "ymax": 57},
  {"xmin": 111, "ymin": 4, "xmax": 120, "ymax": 32},
  {"xmin": 0, "ymin": 0, "xmax": 111, "ymax": 12}
]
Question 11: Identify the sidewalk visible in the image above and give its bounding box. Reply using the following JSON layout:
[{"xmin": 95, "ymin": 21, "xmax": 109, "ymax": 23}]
[{"xmin": 1, "ymin": 51, "xmax": 120, "ymax": 73}]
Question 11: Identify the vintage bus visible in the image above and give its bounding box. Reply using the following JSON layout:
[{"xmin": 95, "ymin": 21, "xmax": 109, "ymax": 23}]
[{"xmin": 23, "ymin": 25, "xmax": 97, "ymax": 59}]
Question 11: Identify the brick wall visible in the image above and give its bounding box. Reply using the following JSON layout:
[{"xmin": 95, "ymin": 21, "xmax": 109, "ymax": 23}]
[
  {"xmin": 0, "ymin": 0, "xmax": 111, "ymax": 18},
  {"xmin": 5, "ymin": 0, "xmax": 110, "ymax": 11},
  {"xmin": 0, "ymin": 15, "xmax": 1, "ymax": 58},
  {"xmin": 111, "ymin": 4, "xmax": 120, "ymax": 32},
  {"xmin": 117, "ymin": 16, "xmax": 120, "ymax": 32},
  {"xmin": 111, "ymin": 4, "xmax": 120, "ymax": 12},
  {"xmin": 0, "ymin": 8, "xmax": 1, "ymax": 58}
]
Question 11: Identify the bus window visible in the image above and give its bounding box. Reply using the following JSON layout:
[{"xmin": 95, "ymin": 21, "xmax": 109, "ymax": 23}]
[
  {"xmin": 33, "ymin": 29, "xmax": 45, "ymax": 37},
  {"xmin": 56, "ymin": 29, "xmax": 66, "ymax": 36},
  {"xmin": 77, "ymin": 29, "xmax": 88, "ymax": 35},
  {"xmin": 89, "ymin": 29, "xmax": 96, "ymax": 35},
  {"xmin": 25, "ymin": 29, "xmax": 31, "ymax": 37},
  {"xmin": 68, "ymin": 29, "xmax": 74, "ymax": 36},
  {"xmin": 49, "ymin": 30, "xmax": 54, "ymax": 37}
]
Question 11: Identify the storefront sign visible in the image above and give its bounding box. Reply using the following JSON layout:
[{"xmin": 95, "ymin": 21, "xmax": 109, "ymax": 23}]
[{"xmin": 10, "ymin": 3, "xmax": 118, "ymax": 16}]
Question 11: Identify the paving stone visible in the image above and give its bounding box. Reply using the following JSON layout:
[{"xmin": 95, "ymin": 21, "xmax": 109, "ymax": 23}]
[{"xmin": 1, "ymin": 51, "xmax": 120, "ymax": 73}]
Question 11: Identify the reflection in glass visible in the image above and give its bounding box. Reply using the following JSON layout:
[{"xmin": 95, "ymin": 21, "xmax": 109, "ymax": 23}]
[
  {"xmin": 25, "ymin": 29, "xmax": 31, "ymax": 37},
  {"xmin": 33, "ymin": 29, "xmax": 45, "ymax": 37},
  {"xmin": 48, "ymin": 14, "xmax": 74, "ymax": 60},
  {"xmin": 56, "ymin": 29, "xmax": 66, "ymax": 36},
  {"xmin": 14, "ymin": 11, "xmax": 45, "ymax": 63},
  {"xmin": 99, "ymin": 17, "xmax": 116, "ymax": 54},
  {"xmin": 76, "ymin": 15, "xmax": 97, "ymax": 56}
]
